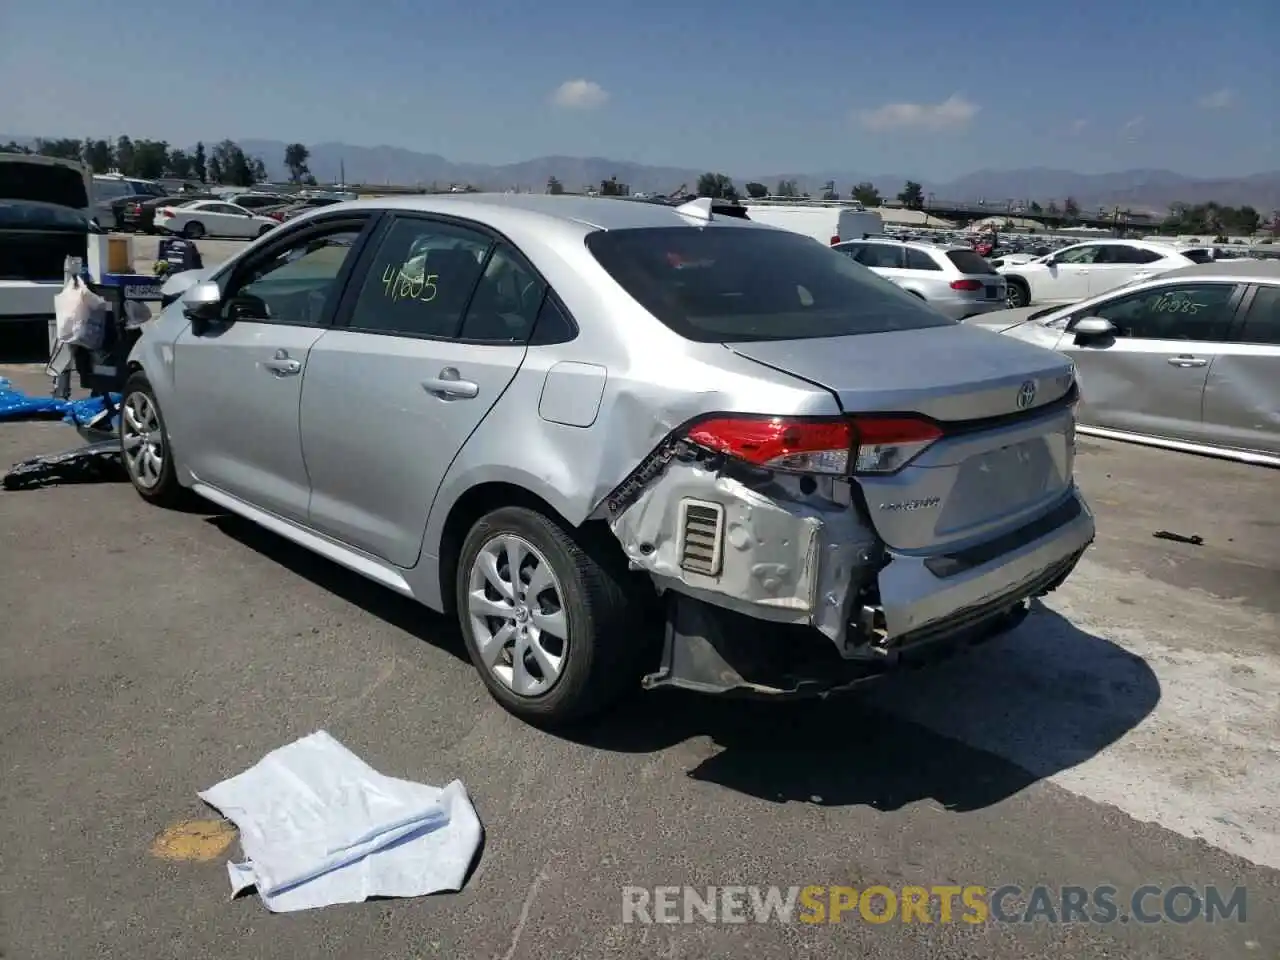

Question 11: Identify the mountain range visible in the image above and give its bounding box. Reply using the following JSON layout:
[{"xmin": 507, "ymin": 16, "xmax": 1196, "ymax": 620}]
[{"xmin": 8, "ymin": 134, "xmax": 1279, "ymax": 213}]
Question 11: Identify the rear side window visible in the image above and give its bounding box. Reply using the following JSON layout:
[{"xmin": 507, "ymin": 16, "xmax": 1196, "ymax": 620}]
[
  {"xmin": 1234, "ymin": 286, "xmax": 1280, "ymax": 345},
  {"xmin": 945, "ymin": 250, "xmax": 997, "ymax": 275},
  {"xmin": 1180, "ymin": 248, "xmax": 1214, "ymax": 265},
  {"xmin": 905, "ymin": 248, "xmax": 941, "ymax": 271},
  {"xmin": 584, "ymin": 226, "xmax": 953, "ymax": 342}
]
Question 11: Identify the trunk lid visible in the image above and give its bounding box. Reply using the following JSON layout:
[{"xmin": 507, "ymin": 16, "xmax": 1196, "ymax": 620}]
[{"xmin": 726, "ymin": 324, "xmax": 1079, "ymax": 551}]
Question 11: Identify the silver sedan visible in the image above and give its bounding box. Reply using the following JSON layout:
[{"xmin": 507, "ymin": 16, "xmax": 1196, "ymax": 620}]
[
  {"xmin": 966, "ymin": 260, "xmax": 1280, "ymax": 467},
  {"xmin": 122, "ymin": 193, "xmax": 1092, "ymax": 724}
]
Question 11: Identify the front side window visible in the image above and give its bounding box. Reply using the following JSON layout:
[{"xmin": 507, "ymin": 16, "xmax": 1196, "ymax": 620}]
[
  {"xmin": 585, "ymin": 226, "xmax": 954, "ymax": 342},
  {"xmin": 1078, "ymin": 283, "xmax": 1239, "ymax": 341},
  {"xmin": 223, "ymin": 226, "xmax": 363, "ymax": 325},
  {"xmin": 857, "ymin": 244, "xmax": 906, "ymax": 269},
  {"xmin": 346, "ymin": 217, "xmax": 492, "ymax": 338},
  {"xmin": 1056, "ymin": 244, "xmax": 1102, "ymax": 264}
]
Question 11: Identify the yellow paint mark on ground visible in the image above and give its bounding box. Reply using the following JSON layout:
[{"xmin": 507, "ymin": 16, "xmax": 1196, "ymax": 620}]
[{"xmin": 150, "ymin": 819, "xmax": 237, "ymax": 862}]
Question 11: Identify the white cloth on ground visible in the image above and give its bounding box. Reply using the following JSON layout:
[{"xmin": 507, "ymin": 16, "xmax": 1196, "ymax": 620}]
[{"xmin": 199, "ymin": 730, "xmax": 482, "ymax": 912}]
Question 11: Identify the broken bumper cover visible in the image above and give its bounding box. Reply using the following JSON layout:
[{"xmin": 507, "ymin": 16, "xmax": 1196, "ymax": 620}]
[{"xmin": 641, "ymin": 491, "xmax": 1094, "ymax": 697}]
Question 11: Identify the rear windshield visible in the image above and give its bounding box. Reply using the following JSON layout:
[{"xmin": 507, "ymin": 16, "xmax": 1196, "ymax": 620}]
[
  {"xmin": 946, "ymin": 250, "xmax": 998, "ymax": 275},
  {"xmin": 585, "ymin": 226, "xmax": 954, "ymax": 342}
]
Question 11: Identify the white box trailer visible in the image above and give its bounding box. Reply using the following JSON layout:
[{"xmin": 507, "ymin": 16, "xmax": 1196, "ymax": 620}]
[{"xmin": 743, "ymin": 202, "xmax": 884, "ymax": 246}]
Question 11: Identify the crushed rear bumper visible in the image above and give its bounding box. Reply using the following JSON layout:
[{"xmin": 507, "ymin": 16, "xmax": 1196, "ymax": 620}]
[{"xmin": 641, "ymin": 526, "xmax": 1091, "ymax": 698}]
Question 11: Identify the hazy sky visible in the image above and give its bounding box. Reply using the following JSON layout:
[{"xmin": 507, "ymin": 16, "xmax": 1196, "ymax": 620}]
[{"xmin": 2, "ymin": 0, "xmax": 1275, "ymax": 180}]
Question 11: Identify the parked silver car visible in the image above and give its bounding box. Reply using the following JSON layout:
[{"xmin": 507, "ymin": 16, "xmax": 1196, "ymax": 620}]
[
  {"xmin": 122, "ymin": 194, "xmax": 1094, "ymax": 724},
  {"xmin": 966, "ymin": 260, "xmax": 1280, "ymax": 467},
  {"xmin": 832, "ymin": 239, "xmax": 1007, "ymax": 320}
]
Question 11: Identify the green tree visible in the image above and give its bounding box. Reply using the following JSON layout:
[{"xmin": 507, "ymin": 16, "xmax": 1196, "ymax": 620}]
[
  {"xmin": 1063, "ymin": 196, "xmax": 1080, "ymax": 221},
  {"xmin": 131, "ymin": 140, "xmax": 169, "ymax": 179},
  {"xmin": 1, "ymin": 140, "xmax": 32, "ymax": 154},
  {"xmin": 193, "ymin": 142, "xmax": 207, "ymax": 183},
  {"xmin": 744, "ymin": 181, "xmax": 768, "ymax": 199},
  {"xmin": 250, "ymin": 156, "xmax": 269, "ymax": 183},
  {"xmin": 211, "ymin": 140, "xmax": 254, "ymax": 187},
  {"xmin": 114, "ymin": 136, "xmax": 136, "ymax": 175},
  {"xmin": 82, "ymin": 138, "xmax": 113, "ymax": 173},
  {"xmin": 284, "ymin": 143, "xmax": 311, "ymax": 183},
  {"xmin": 897, "ymin": 180, "xmax": 924, "ymax": 209},
  {"xmin": 774, "ymin": 178, "xmax": 798, "ymax": 197},
  {"xmin": 696, "ymin": 172, "xmax": 737, "ymax": 200},
  {"xmin": 1028, "ymin": 201, "xmax": 1044, "ymax": 215},
  {"xmin": 166, "ymin": 149, "xmax": 193, "ymax": 179},
  {"xmin": 34, "ymin": 137, "xmax": 84, "ymax": 161},
  {"xmin": 546, "ymin": 176, "xmax": 564, "ymax": 195},
  {"xmin": 850, "ymin": 182, "xmax": 881, "ymax": 206}
]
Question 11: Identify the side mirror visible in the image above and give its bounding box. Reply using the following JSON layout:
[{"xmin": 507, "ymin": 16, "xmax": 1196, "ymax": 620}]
[
  {"xmin": 182, "ymin": 280, "xmax": 223, "ymax": 334},
  {"xmin": 1043, "ymin": 255, "xmax": 1058, "ymax": 267},
  {"xmin": 1073, "ymin": 316, "xmax": 1116, "ymax": 341}
]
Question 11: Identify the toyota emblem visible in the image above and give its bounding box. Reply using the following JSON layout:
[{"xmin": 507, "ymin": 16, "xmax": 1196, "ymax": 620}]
[{"xmin": 1016, "ymin": 380, "xmax": 1038, "ymax": 409}]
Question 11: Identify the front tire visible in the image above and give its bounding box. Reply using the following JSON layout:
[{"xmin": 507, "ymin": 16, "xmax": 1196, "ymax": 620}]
[
  {"xmin": 120, "ymin": 372, "xmax": 185, "ymax": 507},
  {"xmin": 183, "ymin": 221, "xmax": 205, "ymax": 239},
  {"xmin": 456, "ymin": 506, "xmax": 639, "ymax": 726}
]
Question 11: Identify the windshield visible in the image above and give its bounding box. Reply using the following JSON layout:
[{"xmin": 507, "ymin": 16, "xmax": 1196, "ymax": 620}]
[{"xmin": 585, "ymin": 226, "xmax": 954, "ymax": 342}]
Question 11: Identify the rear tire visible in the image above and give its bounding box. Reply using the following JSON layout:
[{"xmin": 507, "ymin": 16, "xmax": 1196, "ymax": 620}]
[
  {"xmin": 456, "ymin": 506, "xmax": 641, "ymax": 727},
  {"xmin": 1006, "ymin": 277, "xmax": 1030, "ymax": 308},
  {"xmin": 119, "ymin": 372, "xmax": 186, "ymax": 508},
  {"xmin": 183, "ymin": 221, "xmax": 205, "ymax": 239}
]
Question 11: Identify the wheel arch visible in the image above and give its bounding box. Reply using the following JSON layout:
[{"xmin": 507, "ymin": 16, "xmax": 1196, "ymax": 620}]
[{"xmin": 433, "ymin": 478, "xmax": 617, "ymax": 617}]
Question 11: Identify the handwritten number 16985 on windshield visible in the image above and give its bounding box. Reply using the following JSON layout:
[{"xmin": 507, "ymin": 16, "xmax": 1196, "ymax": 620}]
[{"xmin": 382, "ymin": 264, "xmax": 439, "ymax": 303}]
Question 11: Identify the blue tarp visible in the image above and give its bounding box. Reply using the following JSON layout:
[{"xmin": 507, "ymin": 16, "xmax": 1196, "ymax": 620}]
[{"xmin": 0, "ymin": 378, "xmax": 120, "ymax": 429}]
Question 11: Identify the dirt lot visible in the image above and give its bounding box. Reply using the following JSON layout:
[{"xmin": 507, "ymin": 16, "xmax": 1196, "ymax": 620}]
[{"xmin": 1, "ymin": 364, "xmax": 1277, "ymax": 959}]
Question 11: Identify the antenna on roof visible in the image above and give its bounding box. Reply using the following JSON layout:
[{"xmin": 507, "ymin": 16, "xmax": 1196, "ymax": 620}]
[{"xmin": 674, "ymin": 197, "xmax": 714, "ymax": 222}]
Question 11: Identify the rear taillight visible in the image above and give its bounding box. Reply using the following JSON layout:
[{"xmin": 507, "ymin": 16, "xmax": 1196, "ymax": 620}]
[
  {"xmin": 684, "ymin": 413, "xmax": 943, "ymax": 476},
  {"xmin": 159, "ymin": 207, "xmax": 175, "ymax": 219},
  {"xmin": 270, "ymin": 211, "xmax": 286, "ymax": 221},
  {"xmin": 686, "ymin": 417, "xmax": 852, "ymax": 475},
  {"xmin": 830, "ymin": 235, "xmax": 840, "ymax": 245},
  {"xmin": 848, "ymin": 415, "xmax": 943, "ymax": 473},
  {"xmin": 950, "ymin": 279, "xmax": 983, "ymax": 291}
]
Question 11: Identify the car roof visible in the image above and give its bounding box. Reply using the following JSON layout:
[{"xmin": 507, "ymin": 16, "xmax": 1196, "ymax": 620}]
[
  {"xmin": 1143, "ymin": 259, "xmax": 1280, "ymax": 283},
  {"xmin": 331, "ymin": 193, "xmax": 768, "ymax": 233}
]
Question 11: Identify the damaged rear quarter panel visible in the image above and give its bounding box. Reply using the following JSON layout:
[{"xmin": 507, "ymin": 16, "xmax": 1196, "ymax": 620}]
[{"xmin": 607, "ymin": 454, "xmax": 877, "ymax": 643}]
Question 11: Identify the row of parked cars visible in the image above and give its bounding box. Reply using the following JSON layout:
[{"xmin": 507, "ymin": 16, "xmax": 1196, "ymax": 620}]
[{"xmin": 90, "ymin": 173, "xmax": 346, "ymax": 238}]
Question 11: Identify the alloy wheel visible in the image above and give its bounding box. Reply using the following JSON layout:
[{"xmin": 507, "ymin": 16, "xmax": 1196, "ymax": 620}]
[
  {"xmin": 467, "ymin": 534, "xmax": 568, "ymax": 697},
  {"xmin": 121, "ymin": 391, "xmax": 164, "ymax": 489}
]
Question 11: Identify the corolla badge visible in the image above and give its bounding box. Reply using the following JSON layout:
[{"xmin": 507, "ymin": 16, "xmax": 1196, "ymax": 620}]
[
  {"xmin": 878, "ymin": 497, "xmax": 941, "ymax": 513},
  {"xmin": 1016, "ymin": 380, "xmax": 1038, "ymax": 409}
]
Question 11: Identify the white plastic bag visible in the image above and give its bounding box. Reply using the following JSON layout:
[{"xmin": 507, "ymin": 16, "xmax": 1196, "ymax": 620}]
[{"xmin": 53, "ymin": 277, "xmax": 108, "ymax": 349}]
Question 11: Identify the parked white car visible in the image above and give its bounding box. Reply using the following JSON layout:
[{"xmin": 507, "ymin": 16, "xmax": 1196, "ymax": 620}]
[
  {"xmin": 998, "ymin": 239, "xmax": 1197, "ymax": 308},
  {"xmin": 154, "ymin": 199, "xmax": 278, "ymax": 240}
]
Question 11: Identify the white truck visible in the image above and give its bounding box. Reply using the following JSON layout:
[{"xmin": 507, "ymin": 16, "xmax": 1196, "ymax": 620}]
[
  {"xmin": 743, "ymin": 200, "xmax": 884, "ymax": 246},
  {"xmin": 1, "ymin": 153, "xmax": 93, "ymax": 334}
]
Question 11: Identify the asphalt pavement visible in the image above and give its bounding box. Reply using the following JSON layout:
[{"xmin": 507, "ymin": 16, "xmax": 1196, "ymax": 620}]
[{"xmin": 1, "ymin": 365, "xmax": 1278, "ymax": 959}]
